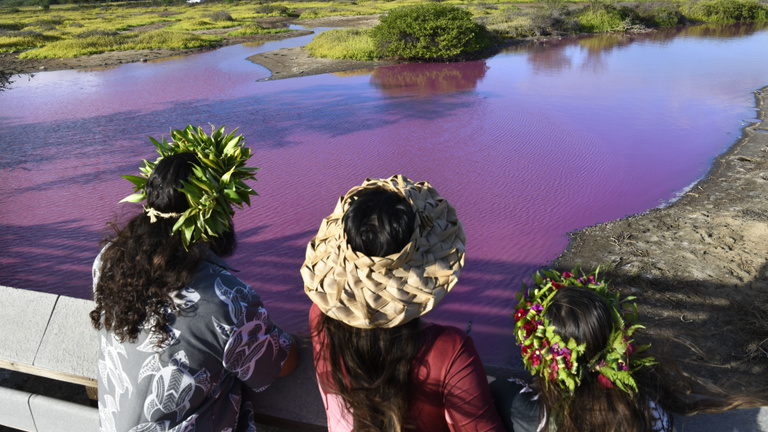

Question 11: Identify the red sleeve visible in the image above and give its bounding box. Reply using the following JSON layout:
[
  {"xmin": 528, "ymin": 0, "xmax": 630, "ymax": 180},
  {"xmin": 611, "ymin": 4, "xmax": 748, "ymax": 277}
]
[{"xmin": 441, "ymin": 330, "xmax": 506, "ymax": 432}]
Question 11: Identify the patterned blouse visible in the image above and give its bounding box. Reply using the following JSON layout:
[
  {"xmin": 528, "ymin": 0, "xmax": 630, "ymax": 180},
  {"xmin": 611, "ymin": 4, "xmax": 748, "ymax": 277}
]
[{"xmin": 94, "ymin": 248, "xmax": 292, "ymax": 432}]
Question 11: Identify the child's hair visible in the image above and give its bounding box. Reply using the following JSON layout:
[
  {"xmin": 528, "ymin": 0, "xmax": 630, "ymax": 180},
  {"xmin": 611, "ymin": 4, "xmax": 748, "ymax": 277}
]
[
  {"xmin": 538, "ymin": 286, "xmax": 766, "ymax": 432},
  {"xmin": 316, "ymin": 186, "xmax": 422, "ymax": 432}
]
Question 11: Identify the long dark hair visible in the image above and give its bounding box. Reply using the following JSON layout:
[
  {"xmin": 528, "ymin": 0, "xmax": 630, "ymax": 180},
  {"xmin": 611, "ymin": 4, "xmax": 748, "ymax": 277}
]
[
  {"xmin": 314, "ymin": 187, "xmax": 422, "ymax": 432},
  {"xmin": 539, "ymin": 286, "xmax": 766, "ymax": 432},
  {"xmin": 90, "ymin": 152, "xmax": 235, "ymax": 345}
]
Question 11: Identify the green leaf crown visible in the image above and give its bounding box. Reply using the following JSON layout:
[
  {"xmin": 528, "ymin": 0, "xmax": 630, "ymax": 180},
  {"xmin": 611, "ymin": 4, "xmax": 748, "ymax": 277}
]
[
  {"xmin": 513, "ymin": 268, "xmax": 655, "ymax": 397},
  {"xmin": 120, "ymin": 124, "xmax": 258, "ymax": 248}
]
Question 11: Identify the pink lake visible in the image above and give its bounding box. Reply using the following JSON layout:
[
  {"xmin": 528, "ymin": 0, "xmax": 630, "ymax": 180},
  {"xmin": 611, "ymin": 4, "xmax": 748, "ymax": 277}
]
[{"xmin": 1, "ymin": 22, "xmax": 767, "ymax": 366}]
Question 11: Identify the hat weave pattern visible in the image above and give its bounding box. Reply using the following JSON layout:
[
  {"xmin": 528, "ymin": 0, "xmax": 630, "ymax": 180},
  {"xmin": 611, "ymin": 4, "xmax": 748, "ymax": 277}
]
[{"xmin": 301, "ymin": 175, "xmax": 466, "ymax": 329}]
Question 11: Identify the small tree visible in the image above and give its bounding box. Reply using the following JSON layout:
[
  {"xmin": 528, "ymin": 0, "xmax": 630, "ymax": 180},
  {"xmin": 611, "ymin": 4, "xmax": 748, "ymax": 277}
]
[{"xmin": 371, "ymin": 3, "xmax": 492, "ymax": 62}]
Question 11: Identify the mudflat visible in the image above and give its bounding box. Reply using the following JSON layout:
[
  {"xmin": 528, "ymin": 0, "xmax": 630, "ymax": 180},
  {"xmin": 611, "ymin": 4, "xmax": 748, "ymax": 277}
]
[{"xmin": 554, "ymin": 88, "xmax": 768, "ymax": 388}]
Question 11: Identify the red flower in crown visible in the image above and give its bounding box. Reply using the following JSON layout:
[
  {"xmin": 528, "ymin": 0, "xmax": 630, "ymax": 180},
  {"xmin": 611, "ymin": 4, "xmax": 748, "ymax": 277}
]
[{"xmin": 598, "ymin": 374, "xmax": 614, "ymax": 389}]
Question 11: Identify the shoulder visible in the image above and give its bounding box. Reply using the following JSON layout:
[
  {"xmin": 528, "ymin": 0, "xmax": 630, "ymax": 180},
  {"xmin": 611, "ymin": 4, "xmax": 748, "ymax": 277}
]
[
  {"xmin": 189, "ymin": 255, "xmax": 260, "ymax": 304},
  {"xmin": 420, "ymin": 323, "xmax": 480, "ymax": 364},
  {"xmin": 423, "ymin": 323, "xmax": 472, "ymax": 348}
]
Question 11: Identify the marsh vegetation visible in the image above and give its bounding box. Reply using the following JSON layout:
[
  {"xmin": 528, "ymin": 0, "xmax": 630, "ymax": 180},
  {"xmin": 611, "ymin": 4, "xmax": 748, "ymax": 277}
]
[{"xmin": 0, "ymin": 0, "xmax": 767, "ymax": 61}]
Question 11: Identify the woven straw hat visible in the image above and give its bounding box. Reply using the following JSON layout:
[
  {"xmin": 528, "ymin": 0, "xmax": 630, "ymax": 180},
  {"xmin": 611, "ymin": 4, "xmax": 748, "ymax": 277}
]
[{"xmin": 301, "ymin": 175, "xmax": 466, "ymax": 329}]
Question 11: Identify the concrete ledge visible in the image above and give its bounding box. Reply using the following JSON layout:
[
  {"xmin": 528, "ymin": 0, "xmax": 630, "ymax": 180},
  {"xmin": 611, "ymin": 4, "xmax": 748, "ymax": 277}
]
[
  {"xmin": 28, "ymin": 392, "xmax": 98, "ymax": 432},
  {"xmin": 35, "ymin": 295, "xmax": 98, "ymax": 384},
  {"xmin": 0, "ymin": 386, "xmax": 37, "ymax": 432},
  {"xmin": 0, "ymin": 286, "xmax": 58, "ymax": 367}
]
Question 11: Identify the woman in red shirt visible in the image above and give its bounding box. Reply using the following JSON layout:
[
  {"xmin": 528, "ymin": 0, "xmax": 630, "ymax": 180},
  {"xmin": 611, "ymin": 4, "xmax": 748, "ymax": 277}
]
[{"xmin": 301, "ymin": 175, "xmax": 505, "ymax": 432}]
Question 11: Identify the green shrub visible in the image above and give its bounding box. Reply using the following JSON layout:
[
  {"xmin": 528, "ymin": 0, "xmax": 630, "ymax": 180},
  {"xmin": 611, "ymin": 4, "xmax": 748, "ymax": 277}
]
[
  {"xmin": 226, "ymin": 22, "xmax": 291, "ymax": 36},
  {"xmin": 634, "ymin": 2, "xmax": 685, "ymax": 27},
  {"xmin": 687, "ymin": 0, "xmax": 768, "ymax": 22},
  {"xmin": 370, "ymin": 3, "xmax": 491, "ymax": 61},
  {"xmin": 306, "ymin": 28, "xmax": 379, "ymax": 60},
  {"xmin": 576, "ymin": 4, "xmax": 626, "ymax": 32}
]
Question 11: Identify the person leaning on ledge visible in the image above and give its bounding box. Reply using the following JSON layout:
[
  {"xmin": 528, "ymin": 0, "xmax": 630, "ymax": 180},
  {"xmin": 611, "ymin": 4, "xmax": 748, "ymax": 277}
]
[{"xmin": 90, "ymin": 125, "xmax": 297, "ymax": 432}]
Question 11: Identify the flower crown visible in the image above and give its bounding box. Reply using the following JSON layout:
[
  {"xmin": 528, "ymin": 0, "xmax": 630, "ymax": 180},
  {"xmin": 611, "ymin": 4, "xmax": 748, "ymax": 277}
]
[
  {"xmin": 513, "ymin": 268, "xmax": 655, "ymax": 396},
  {"xmin": 120, "ymin": 125, "xmax": 258, "ymax": 248}
]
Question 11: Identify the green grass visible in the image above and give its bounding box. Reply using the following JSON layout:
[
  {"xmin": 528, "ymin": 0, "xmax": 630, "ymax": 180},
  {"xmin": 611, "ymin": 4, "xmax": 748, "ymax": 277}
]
[
  {"xmin": 0, "ymin": 29, "xmax": 59, "ymax": 51},
  {"xmin": 1, "ymin": 0, "xmax": 767, "ymax": 59},
  {"xmin": 170, "ymin": 18, "xmax": 242, "ymax": 31},
  {"xmin": 226, "ymin": 22, "xmax": 292, "ymax": 36},
  {"xmin": 18, "ymin": 29, "xmax": 220, "ymax": 58},
  {"xmin": 306, "ymin": 28, "xmax": 380, "ymax": 60}
]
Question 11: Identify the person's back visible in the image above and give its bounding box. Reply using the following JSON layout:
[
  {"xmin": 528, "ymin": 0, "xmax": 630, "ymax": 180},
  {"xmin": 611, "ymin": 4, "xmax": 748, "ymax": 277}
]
[
  {"xmin": 495, "ymin": 269, "xmax": 767, "ymax": 432},
  {"xmin": 302, "ymin": 175, "xmax": 505, "ymax": 432},
  {"xmin": 91, "ymin": 127, "xmax": 297, "ymax": 432}
]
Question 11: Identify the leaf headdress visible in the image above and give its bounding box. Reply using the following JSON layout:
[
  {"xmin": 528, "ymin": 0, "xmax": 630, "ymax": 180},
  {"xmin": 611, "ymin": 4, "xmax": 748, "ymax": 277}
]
[
  {"xmin": 513, "ymin": 268, "xmax": 655, "ymax": 397},
  {"xmin": 121, "ymin": 125, "xmax": 258, "ymax": 248}
]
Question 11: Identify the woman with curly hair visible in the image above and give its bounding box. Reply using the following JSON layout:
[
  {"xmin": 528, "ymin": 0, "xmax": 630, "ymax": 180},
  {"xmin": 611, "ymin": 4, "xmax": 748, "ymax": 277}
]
[
  {"xmin": 91, "ymin": 127, "xmax": 297, "ymax": 432},
  {"xmin": 301, "ymin": 175, "xmax": 505, "ymax": 432}
]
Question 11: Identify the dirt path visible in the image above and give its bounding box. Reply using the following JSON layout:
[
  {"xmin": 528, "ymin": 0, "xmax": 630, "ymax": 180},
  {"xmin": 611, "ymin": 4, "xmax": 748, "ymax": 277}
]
[{"xmin": 554, "ymin": 88, "xmax": 768, "ymax": 389}]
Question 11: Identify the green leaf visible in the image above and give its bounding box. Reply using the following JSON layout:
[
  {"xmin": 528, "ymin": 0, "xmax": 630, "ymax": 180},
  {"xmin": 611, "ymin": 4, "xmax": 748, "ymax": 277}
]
[{"xmin": 119, "ymin": 193, "xmax": 146, "ymax": 203}]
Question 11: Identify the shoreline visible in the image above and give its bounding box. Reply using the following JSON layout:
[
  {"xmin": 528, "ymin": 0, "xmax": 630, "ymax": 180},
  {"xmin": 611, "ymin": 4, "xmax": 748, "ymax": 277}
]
[{"xmin": 553, "ymin": 87, "xmax": 768, "ymax": 386}]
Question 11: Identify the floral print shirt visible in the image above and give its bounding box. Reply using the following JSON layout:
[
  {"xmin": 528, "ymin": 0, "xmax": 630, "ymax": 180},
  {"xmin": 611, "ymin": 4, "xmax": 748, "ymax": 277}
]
[{"xmin": 94, "ymin": 248, "xmax": 292, "ymax": 432}]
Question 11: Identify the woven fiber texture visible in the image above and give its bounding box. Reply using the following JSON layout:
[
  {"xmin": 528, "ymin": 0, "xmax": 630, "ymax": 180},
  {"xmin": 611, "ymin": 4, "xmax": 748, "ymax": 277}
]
[{"xmin": 301, "ymin": 175, "xmax": 466, "ymax": 329}]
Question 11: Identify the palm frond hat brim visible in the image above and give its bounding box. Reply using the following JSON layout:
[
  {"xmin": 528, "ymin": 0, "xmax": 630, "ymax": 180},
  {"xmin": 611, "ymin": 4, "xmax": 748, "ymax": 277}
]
[{"xmin": 301, "ymin": 175, "xmax": 466, "ymax": 329}]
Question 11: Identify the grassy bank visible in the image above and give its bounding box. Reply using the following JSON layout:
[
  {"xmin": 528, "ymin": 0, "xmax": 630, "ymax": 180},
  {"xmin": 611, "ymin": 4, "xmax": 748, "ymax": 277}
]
[
  {"xmin": 1, "ymin": 0, "xmax": 767, "ymax": 59},
  {"xmin": 306, "ymin": 0, "xmax": 768, "ymax": 61}
]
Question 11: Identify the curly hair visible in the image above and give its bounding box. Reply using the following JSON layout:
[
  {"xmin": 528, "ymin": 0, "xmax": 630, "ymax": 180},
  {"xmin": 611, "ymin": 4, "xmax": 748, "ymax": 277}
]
[{"xmin": 90, "ymin": 152, "xmax": 234, "ymax": 346}]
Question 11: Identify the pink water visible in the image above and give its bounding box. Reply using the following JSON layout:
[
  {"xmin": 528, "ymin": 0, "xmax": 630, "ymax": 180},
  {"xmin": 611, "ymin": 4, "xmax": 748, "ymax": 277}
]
[{"xmin": 1, "ymin": 23, "xmax": 767, "ymax": 365}]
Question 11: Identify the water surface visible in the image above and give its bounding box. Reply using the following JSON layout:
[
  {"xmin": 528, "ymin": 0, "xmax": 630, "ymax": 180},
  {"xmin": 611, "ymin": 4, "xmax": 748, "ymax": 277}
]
[{"xmin": 1, "ymin": 22, "xmax": 767, "ymax": 365}]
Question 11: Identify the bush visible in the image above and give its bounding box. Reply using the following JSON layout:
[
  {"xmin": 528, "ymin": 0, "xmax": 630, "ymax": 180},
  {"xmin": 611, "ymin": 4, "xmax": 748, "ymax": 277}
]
[
  {"xmin": 687, "ymin": 0, "xmax": 768, "ymax": 22},
  {"xmin": 306, "ymin": 28, "xmax": 379, "ymax": 61},
  {"xmin": 575, "ymin": 4, "xmax": 627, "ymax": 32},
  {"xmin": 634, "ymin": 2, "xmax": 685, "ymax": 27},
  {"xmin": 370, "ymin": 3, "xmax": 491, "ymax": 61}
]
